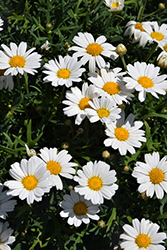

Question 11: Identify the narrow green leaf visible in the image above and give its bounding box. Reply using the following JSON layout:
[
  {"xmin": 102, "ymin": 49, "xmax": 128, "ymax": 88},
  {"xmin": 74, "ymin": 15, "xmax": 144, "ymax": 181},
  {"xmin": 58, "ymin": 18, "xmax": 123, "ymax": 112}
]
[{"xmin": 106, "ymin": 207, "xmax": 116, "ymax": 232}]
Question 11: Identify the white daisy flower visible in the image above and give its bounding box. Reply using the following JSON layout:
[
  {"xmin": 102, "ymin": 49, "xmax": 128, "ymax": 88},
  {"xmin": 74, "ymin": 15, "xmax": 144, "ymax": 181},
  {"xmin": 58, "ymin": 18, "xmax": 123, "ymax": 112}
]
[
  {"xmin": 4, "ymin": 156, "xmax": 51, "ymax": 205},
  {"xmin": 124, "ymin": 21, "xmax": 149, "ymax": 47},
  {"xmin": 0, "ymin": 184, "xmax": 17, "ymax": 219},
  {"xmin": 104, "ymin": 0, "xmax": 124, "ymax": 12},
  {"xmin": 38, "ymin": 147, "xmax": 77, "ymax": 190},
  {"xmin": 62, "ymin": 82, "xmax": 99, "ymax": 125},
  {"xmin": 0, "ymin": 42, "xmax": 41, "ymax": 76},
  {"xmin": 0, "ymin": 222, "xmax": 15, "ymax": 250},
  {"xmin": 0, "ymin": 73, "xmax": 14, "ymax": 90},
  {"xmin": 0, "ymin": 17, "xmax": 4, "ymax": 31},
  {"xmin": 85, "ymin": 96, "xmax": 121, "ymax": 124},
  {"xmin": 124, "ymin": 61, "xmax": 167, "ymax": 102},
  {"xmin": 88, "ymin": 68, "xmax": 134, "ymax": 105},
  {"xmin": 120, "ymin": 218, "xmax": 166, "ymax": 250},
  {"xmin": 60, "ymin": 190, "xmax": 100, "ymax": 227},
  {"xmin": 132, "ymin": 152, "xmax": 167, "ymax": 199},
  {"xmin": 43, "ymin": 55, "xmax": 85, "ymax": 88},
  {"xmin": 142, "ymin": 21, "xmax": 167, "ymax": 45},
  {"xmin": 74, "ymin": 160, "xmax": 118, "ymax": 205},
  {"xmin": 69, "ymin": 32, "xmax": 118, "ymax": 72},
  {"xmin": 41, "ymin": 40, "xmax": 50, "ymax": 50},
  {"xmin": 104, "ymin": 111, "xmax": 146, "ymax": 155}
]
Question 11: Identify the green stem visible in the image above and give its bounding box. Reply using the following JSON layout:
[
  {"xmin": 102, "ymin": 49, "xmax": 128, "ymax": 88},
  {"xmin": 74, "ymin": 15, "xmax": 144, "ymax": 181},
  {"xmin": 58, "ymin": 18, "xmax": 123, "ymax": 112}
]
[
  {"xmin": 120, "ymin": 55, "xmax": 127, "ymax": 71},
  {"xmin": 24, "ymin": 72, "xmax": 29, "ymax": 94},
  {"xmin": 16, "ymin": 75, "xmax": 28, "ymax": 117},
  {"xmin": 145, "ymin": 42, "xmax": 157, "ymax": 62},
  {"xmin": 137, "ymin": 0, "xmax": 147, "ymax": 21},
  {"xmin": 141, "ymin": 9, "xmax": 159, "ymax": 20}
]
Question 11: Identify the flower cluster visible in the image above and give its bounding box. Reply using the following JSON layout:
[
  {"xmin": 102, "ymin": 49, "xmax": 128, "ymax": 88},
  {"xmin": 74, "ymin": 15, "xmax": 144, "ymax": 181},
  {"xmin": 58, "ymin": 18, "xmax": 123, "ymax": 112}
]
[{"xmin": 0, "ymin": 3, "xmax": 167, "ymax": 249}]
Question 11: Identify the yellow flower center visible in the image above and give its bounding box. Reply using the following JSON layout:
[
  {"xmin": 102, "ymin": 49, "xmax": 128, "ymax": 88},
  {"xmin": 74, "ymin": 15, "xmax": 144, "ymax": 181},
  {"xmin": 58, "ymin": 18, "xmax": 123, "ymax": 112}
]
[
  {"xmin": 112, "ymin": 3, "xmax": 119, "ymax": 8},
  {"xmin": 114, "ymin": 127, "xmax": 129, "ymax": 141},
  {"xmin": 78, "ymin": 97, "xmax": 91, "ymax": 110},
  {"xmin": 22, "ymin": 175, "xmax": 38, "ymax": 191},
  {"xmin": 97, "ymin": 108, "xmax": 110, "ymax": 119},
  {"xmin": 163, "ymin": 44, "xmax": 167, "ymax": 52},
  {"xmin": 102, "ymin": 82, "xmax": 120, "ymax": 95},
  {"xmin": 135, "ymin": 23, "xmax": 145, "ymax": 32},
  {"xmin": 151, "ymin": 32, "xmax": 164, "ymax": 41},
  {"xmin": 149, "ymin": 168, "xmax": 165, "ymax": 184},
  {"xmin": 86, "ymin": 43, "xmax": 103, "ymax": 56},
  {"xmin": 88, "ymin": 176, "xmax": 103, "ymax": 191},
  {"xmin": 138, "ymin": 76, "xmax": 154, "ymax": 88},
  {"xmin": 9, "ymin": 55, "xmax": 26, "ymax": 68},
  {"xmin": 57, "ymin": 69, "xmax": 71, "ymax": 79},
  {"xmin": 47, "ymin": 160, "xmax": 61, "ymax": 175},
  {"xmin": 73, "ymin": 201, "xmax": 88, "ymax": 216},
  {"xmin": 135, "ymin": 234, "xmax": 151, "ymax": 248}
]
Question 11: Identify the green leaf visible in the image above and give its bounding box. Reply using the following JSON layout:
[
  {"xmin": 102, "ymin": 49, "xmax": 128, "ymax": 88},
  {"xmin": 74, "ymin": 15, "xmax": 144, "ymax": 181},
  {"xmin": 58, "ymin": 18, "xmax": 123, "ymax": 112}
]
[{"xmin": 106, "ymin": 207, "xmax": 116, "ymax": 232}]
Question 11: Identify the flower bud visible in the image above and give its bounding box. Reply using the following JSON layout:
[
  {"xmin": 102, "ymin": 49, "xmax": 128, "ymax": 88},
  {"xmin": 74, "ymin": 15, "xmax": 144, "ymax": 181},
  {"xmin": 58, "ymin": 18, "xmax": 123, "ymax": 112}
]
[
  {"xmin": 116, "ymin": 44, "xmax": 127, "ymax": 56},
  {"xmin": 158, "ymin": 3, "xmax": 165, "ymax": 10},
  {"xmin": 102, "ymin": 150, "xmax": 110, "ymax": 158},
  {"xmin": 65, "ymin": 119, "xmax": 71, "ymax": 126},
  {"xmin": 77, "ymin": 128, "xmax": 84, "ymax": 135},
  {"xmin": 124, "ymin": 165, "xmax": 129, "ymax": 172},
  {"xmin": 68, "ymin": 185, "xmax": 73, "ymax": 190},
  {"xmin": 157, "ymin": 54, "xmax": 167, "ymax": 68},
  {"xmin": 61, "ymin": 142, "xmax": 69, "ymax": 149},
  {"xmin": 98, "ymin": 220, "xmax": 105, "ymax": 228},
  {"xmin": 25, "ymin": 144, "xmax": 37, "ymax": 157}
]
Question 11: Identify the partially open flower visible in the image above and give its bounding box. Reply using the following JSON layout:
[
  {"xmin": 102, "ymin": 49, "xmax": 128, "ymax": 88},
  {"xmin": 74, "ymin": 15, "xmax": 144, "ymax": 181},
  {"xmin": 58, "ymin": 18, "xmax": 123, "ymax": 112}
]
[{"xmin": 116, "ymin": 44, "xmax": 127, "ymax": 56}]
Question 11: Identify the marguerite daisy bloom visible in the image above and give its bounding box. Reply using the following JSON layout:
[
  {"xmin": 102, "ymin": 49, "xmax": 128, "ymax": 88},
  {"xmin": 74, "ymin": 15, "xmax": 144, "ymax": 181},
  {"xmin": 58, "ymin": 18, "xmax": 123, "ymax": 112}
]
[
  {"xmin": 0, "ymin": 17, "xmax": 3, "ymax": 31},
  {"xmin": 4, "ymin": 156, "xmax": 51, "ymax": 205},
  {"xmin": 85, "ymin": 96, "xmax": 121, "ymax": 124},
  {"xmin": 104, "ymin": 0, "xmax": 124, "ymax": 12},
  {"xmin": 69, "ymin": 32, "xmax": 118, "ymax": 72},
  {"xmin": 0, "ymin": 222, "xmax": 15, "ymax": 250},
  {"xmin": 124, "ymin": 21, "xmax": 149, "ymax": 47},
  {"xmin": 62, "ymin": 82, "xmax": 99, "ymax": 125},
  {"xmin": 124, "ymin": 61, "xmax": 167, "ymax": 102},
  {"xmin": 120, "ymin": 218, "xmax": 166, "ymax": 250},
  {"xmin": 142, "ymin": 21, "xmax": 167, "ymax": 45},
  {"xmin": 0, "ymin": 42, "xmax": 41, "ymax": 76},
  {"xmin": 43, "ymin": 55, "xmax": 85, "ymax": 88},
  {"xmin": 132, "ymin": 152, "xmax": 167, "ymax": 199},
  {"xmin": 88, "ymin": 68, "xmax": 134, "ymax": 105},
  {"xmin": 74, "ymin": 160, "xmax": 118, "ymax": 205},
  {"xmin": 104, "ymin": 111, "xmax": 146, "ymax": 155},
  {"xmin": 0, "ymin": 184, "xmax": 17, "ymax": 219},
  {"xmin": 60, "ymin": 190, "xmax": 100, "ymax": 227},
  {"xmin": 38, "ymin": 147, "xmax": 77, "ymax": 190}
]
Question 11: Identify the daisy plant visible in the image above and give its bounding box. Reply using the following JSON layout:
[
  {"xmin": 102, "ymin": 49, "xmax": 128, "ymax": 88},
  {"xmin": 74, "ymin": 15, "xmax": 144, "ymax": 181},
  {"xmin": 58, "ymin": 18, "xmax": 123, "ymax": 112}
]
[
  {"xmin": 104, "ymin": 111, "xmax": 146, "ymax": 155},
  {"xmin": 62, "ymin": 82, "xmax": 99, "ymax": 125},
  {"xmin": 74, "ymin": 160, "xmax": 118, "ymax": 205},
  {"xmin": 60, "ymin": 190, "xmax": 100, "ymax": 227},
  {"xmin": 85, "ymin": 96, "xmax": 121, "ymax": 124},
  {"xmin": 104, "ymin": 0, "xmax": 124, "ymax": 12},
  {"xmin": 43, "ymin": 55, "xmax": 85, "ymax": 88},
  {"xmin": 38, "ymin": 147, "xmax": 77, "ymax": 190},
  {"xmin": 120, "ymin": 218, "xmax": 166, "ymax": 250},
  {"xmin": 132, "ymin": 152, "xmax": 167, "ymax": 199},
  {"xmin": 0, "ymin": 222, "xmax": 15, "ymax": 250},
  {"xmin": 124, "ymin": 61, "xmax": 167, "ymax": 102},
  {"xmin": 69, "ymin": 32, "xmax": 118, "ymax": 72},
  {"xmin": 0, "ymin": 42, "xmax": 41, "ymax": 76},
  {"xmin": 4, "ymin": 156, "xmax": 51, "ymax": 205},
  {"xmin": 0, "ymin": 184, "xmax": 17, "ymax": 219},
  {"xmin": 88, "ymin": 68, "xmax": 134, "ymax": 105}
]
